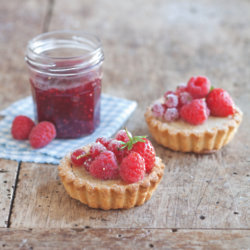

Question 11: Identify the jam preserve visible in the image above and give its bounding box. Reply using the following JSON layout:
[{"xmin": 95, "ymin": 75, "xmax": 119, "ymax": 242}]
[{"xmin": 25, "ymin": 31, "xmax": 104, "ymax": 138}]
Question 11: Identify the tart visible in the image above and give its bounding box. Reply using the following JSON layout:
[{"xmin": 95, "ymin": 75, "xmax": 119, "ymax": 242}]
[
  {"xmin": 58, "ymin": 130, "xmax": 165, "ymax": 210},
  {"xmin": 145, "ymin": 76, "xmax": 243, "ymax": 153}
]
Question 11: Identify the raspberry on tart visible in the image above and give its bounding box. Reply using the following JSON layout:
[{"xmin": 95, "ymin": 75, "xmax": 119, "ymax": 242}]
[
  {"xmin": 119, "ymin": 151, "xmax": 145, "ymax": 183},
  {"xmin": 206, "ymin": 88, "xmax": 235, "ymax": 117},
  {"xmin": 106, "ymin": 139, "xmax": 127, "ymax": 164},
  {"xmin": 89, "ymin": 151, "xmax": 119, "ymax": 180},
  {"xmin": 58, "ymin": 130, "xmax": 165, "ymax": 210},
  {"xmin": 70, "ymin": 149, "xmax": 89, "ymax": 167},
  {"xmin": 152, "ymin": 101, "xmax": 166, "ymax": 118},
  {"xmin": 180, "ymin": 99, "xmax": 209, "ymax": 125},
  {"xmin": 164, "ymin": 93, "xmax": 178, "ymax": 108},
  {"xmin": 187, "ymin": 76, "xmax": 211, "ymax": 99},
  {"xmin": 89, "ymin": 142, "xmax": 107, "ymax": 158},
  {"xmin": 145, "ymin": 76, "xmax": 243, "ymax": 153},
  {"xmin": 115, "ymin": 129, "xmax": 132, "ymax": 142}
]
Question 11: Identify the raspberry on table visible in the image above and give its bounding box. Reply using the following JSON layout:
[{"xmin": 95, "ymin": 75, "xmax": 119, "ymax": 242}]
[
  {"xmin": 164, "ymin": 108, "xmax": 179, "ymax": 122},
  {"xmin": 89, "ymin": 151, "xmax": 119, "ymax": 180},
  {"xmin": 96, "ymin": 137, "xmax": 110, "ymax": 147},
  {"xmin": 187, "ymin": 76, "xmax": 211, "ymax": 99},
  {"xmin": 131, "ymin": 138, "xmax": 155, "ymax": 173},
  {"xmin": 115, "ymin": 129, "xmax": 132, "ymax": 142},
  {"xmin": 152, "ymin": 102, "xmax": 165, "ymax": 118},
  {"xmin": 90, "ymin": 143, "xmax": 107, "ymax": 158},
  {"xmin": 119, "ymin": 151, "xmax": 145, "ymax": 183},
  {"xmin": 11, "ymin": 115, "xmax": 35, "ymax": 140},
  {"xmin": 29, "ymin": 121, "xmax": 56, "ymax": 149},
  {"xmin": 180, "ymin": 99, "xmax": 209, "ymax": 125},
  {"xmin": 206, "ymin": 88, "xmax": 235, "ymax": 117},
  {"xmin": 71, "ymin": 149, "xmax": 88, "ymax": 167},
  {"xmin": 165, "ymin": 93, "xmax": 179, "ymax": 108}
]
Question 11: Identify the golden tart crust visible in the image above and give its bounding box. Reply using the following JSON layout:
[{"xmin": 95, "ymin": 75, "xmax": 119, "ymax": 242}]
[
  {"xmin": 145, "ymin": 106, "xmax": 243, "ymax": 153},
  {"xmin": 58, "ymin": 146, "xmax": 165, "ymax": 210}
]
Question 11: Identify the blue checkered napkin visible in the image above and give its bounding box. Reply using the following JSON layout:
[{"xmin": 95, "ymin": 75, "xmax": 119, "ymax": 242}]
[{"xmin": 0, "ymin": 95, "xmax": 137, "ymax": 164}]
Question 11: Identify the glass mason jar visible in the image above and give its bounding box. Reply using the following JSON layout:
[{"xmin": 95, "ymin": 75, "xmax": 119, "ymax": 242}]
[{"xmin": 25, "ymin": 31, "xmax": 104, "ymax": 139}]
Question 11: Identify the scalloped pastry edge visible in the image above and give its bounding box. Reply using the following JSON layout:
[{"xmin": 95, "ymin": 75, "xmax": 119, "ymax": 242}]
[
  {"xmin": 58, "ymin": 151, "xmax": 165, "ymax": 210},
  {"xmin": 145, "ymin": 106, "xmax": 243, "ymax": 153}
]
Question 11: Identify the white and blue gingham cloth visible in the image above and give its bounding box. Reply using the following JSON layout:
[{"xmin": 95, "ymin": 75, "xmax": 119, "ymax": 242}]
[{"xmin": 0, "ymin": 95, "xmax": 137, "ymax": 164}]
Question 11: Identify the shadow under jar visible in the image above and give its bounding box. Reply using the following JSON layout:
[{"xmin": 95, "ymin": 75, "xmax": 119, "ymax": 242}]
[{"xmin": 25, "ymin": 31, "xmax": 104, "ymax": 139}]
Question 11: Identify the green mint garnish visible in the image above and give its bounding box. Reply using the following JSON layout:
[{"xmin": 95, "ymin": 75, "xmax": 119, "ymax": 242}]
[
  {"xmin": 120, "ymin": 128, "xmax": 147, "ymax": 150},
  {"xmin": 210, "ymin": 86, "xmax": 214, "ymax": 91},
  {"xmin": 76, "ymin": 152, "xmax": 89, "ymax": 160}
]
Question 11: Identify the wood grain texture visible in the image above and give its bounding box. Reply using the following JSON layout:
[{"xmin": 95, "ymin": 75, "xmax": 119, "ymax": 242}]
[
  {"xmin": 0, "ymin": 160, "xmax": 19, "ymax": 228},
  {"xmin": 0, "ymin": 229, "xmax": 250, "ymax": 250},
  {"xmin": 0, "ymin": 0, "xmax": 47, "ymax": 229},
  {"xmin": 7, "ymin": 0, "xmax": 250, "ymax": 230},
  {"xmin": 0, "ymin": 3, "xmax": 250, "ymax": 250},
  {"xmin": 10, "ymin": 153, "xmax": 249, "ymax": 229}
]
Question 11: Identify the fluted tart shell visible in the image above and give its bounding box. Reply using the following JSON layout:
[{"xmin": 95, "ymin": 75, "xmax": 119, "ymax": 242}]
[
  {"xmin": 145, "ymin": 106, "xmax": 243, "ymax": 153},
  {"xmin": 58, "ymin": 146, "xmax": 165, "ymax": 210}
]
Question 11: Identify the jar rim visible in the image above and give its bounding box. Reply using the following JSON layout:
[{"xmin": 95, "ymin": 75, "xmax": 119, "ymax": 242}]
[{"xmin": 25, "ymin": 30, "xmax": 104, "ymax": 76}]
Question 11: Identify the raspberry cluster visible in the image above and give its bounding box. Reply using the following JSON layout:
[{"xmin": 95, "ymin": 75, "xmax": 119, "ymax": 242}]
[
  {"xmin": 70, "ymin": 129, "xmax": 156, "ymax": 183},
  {"xmin": 11, "ymin": 115, "xmax": 56, "ymax": 148},
  {"xmin": 151, "ymin": 76, "xmax": 235, "ymax": 125}
]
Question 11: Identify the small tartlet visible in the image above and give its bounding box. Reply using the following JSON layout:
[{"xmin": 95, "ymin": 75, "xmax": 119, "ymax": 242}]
[
  {"xmin": 145, "ymin": 105, "xmax": 243, "ymax": 153},
  {"xmin": 145, "ymin": 76, "xmax": 243, "ymax": 153},
  {"xmin": 58, "ymin": 145, "xmax": 165, "ymax": 210}
]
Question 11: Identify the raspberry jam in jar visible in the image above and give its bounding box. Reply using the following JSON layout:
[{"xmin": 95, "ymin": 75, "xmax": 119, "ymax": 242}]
[{"xmin": 25, "ymin": 31, "xmax": 104, "ymax": 138}]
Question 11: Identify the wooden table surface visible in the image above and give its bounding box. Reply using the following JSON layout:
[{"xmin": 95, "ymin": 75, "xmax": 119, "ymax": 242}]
[{"xmin": 0, "ymin": 0, "xmax": 250, "ymax": 249}]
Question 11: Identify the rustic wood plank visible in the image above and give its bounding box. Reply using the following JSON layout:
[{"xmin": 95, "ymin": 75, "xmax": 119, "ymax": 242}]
[
  {"xmin": 0, "ymin": 160, "xmax": 19, "ymax": 228},
  {"xmin": 10, "ymin": 152, "xmax": 249, "ymax": 229},
  {"xmin": 0, "ymin": 0, "xmax": 48, "ymax": 229},
  {"xmin": 0, "ymin": 229, "xmax": 250, "ymax": 249}
]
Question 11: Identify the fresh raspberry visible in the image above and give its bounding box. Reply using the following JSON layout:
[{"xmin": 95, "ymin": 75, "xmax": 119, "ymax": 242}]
[
  {"xmin": 131, "ymin": 138, "xmax": 155, "ymax": 173},
  {"xmin": 71, "ymin": 149, "xmax": 88, "ymax": 166},
  {"xmin": 96, "ymin": 137, "xmax": 110, "ymax": 147},
  {"xmin": 107, "ymin": 139, "xmax": 128, "ymax": 164},
  {"xmin": 164, "ymin": 90, "xmax": 175, "ymax": 99},
  {"xmin": 180, "ymin": 99, "xmax": 209, "ymax": 125},
  {"xmin": 119, "ymin": 151, "xmax": 145, "ymax": 183},
  {"xmin": 152, "ymin": 102, "xmax": 165, "ymax": 118},
  {"xmin": 11, "ymin": 115, "xmax": 35, "ymax": 140},
  {"xmin": 187, "ymin": 76, "xmax": 211, "ymax": 99},
  {"xmin": 206, "ymin": 88, "xmax": 235, "ymax": 117},
  {"xmin": 115, "ymin": 129, "xmax": 132, "ymax": 142},
  {"xmin": 164, "ymin": 108, "xmax": 179, "ymax": 122},
  {"xmin": 178, "ymin": 91, "xmax": 193, "ymax": 107},
  {"xmin": 175, "ymin": 83, "xmax": 187, "ymax": 95},
  {"xmin": 90, "ymin": 143, "xmax": 107, "ymax": 158},
  {"xmin": 29, "ymin": 121, "xmax": 56, "ymax": 148},
  {"xmin": 82, "ymin": 156, "xmax": 94, "ymax": 172},
  {"xmin": 165, "ymin": 93, "xmax": 179, "ymax": 108},
  {"xmin": 89, "ymin": 151, "xmax": 119, "ymax": 180}
]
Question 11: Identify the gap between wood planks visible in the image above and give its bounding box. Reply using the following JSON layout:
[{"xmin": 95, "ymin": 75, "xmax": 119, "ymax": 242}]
[
  {"xmin": 5, "ymin": 0, "xmax": 55, "ymax": 228},
  {"xmin": 1, "ymin": 228, "xmax": 250, "ymax": 250},
  {"xmin": 6, "ymin": 162, "xmax": 21, "ymax": 228}
]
